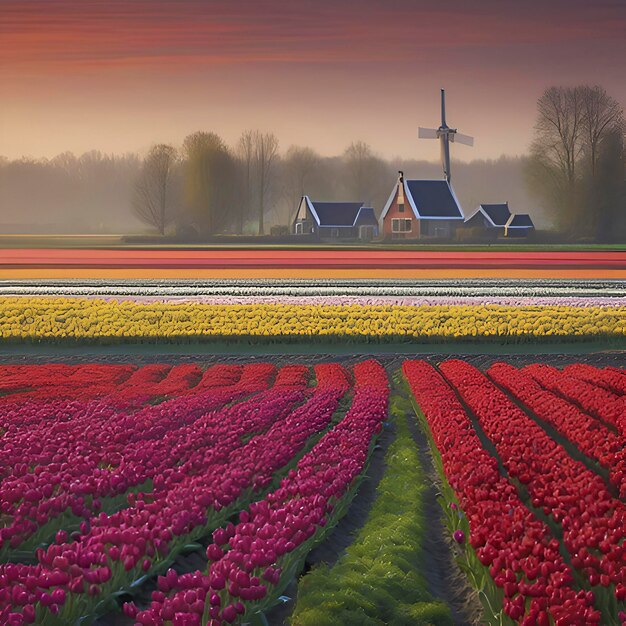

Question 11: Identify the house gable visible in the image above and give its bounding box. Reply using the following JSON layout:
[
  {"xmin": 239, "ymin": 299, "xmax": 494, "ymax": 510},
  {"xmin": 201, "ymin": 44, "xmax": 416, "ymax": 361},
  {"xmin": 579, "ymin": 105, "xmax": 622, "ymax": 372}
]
[
  {"xmin": 380, "ymin": 180, "xmax": 420, "ymax": 221},
  {"xmin": 380, "ymin": 182, "xmax": 420, "ymax": 239},
  {"xmin": 292, "ymin": 196, "xmax": 319, "ymax": 228},
  {"xmin": 478, "ymin": 203, "xmax": 511, "ymax": 227},
  {"xmin": 295, "ymin": 197, "xmax": 308, "ymax": 221}
]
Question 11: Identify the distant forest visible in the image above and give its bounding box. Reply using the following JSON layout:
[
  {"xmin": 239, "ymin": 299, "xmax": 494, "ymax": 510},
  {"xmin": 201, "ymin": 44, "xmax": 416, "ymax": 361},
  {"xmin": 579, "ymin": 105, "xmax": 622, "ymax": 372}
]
[
  {"xmin": 0, "ymin": 148, "xmax": 539, "ymax": 235},
  {"xmin": 1, "ymin": 85, "xmax": 624, "ymax": 242}
]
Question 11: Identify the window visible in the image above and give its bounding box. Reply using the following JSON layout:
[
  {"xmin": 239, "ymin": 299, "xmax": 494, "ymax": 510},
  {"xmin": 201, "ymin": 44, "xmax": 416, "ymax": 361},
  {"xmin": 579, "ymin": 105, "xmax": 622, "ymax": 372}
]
[
  {"xmin": 398, "ymin": 203, "xmax": 405, "ymax": 213},
  {"xmin": 295, "ymin": 222, "xmax": 303, "ymax": 234},
  {"xmin": 391, "ymin": 218, "xmax": 412, "ymax": 233},
  {"xmin": 330, "ymin": 228, "xmax": 340, "ymax": 238}
]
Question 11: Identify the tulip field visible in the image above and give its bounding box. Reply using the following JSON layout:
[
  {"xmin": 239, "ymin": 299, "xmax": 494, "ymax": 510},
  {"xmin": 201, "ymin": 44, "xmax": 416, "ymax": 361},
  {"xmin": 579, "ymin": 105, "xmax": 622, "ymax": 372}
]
[
  {"xmin": 0, "ymin": 355, "xmax": 625, "ymax": 625},
  {"xmin": 3, "ymin": 247, "xmax": 626, "ymax": 280}
]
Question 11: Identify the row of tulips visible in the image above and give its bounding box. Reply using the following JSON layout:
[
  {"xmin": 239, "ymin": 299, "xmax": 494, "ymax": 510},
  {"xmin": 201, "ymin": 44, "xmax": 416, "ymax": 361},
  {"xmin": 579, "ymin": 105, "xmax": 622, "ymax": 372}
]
[
  {"xmin": 0, "ymin": 361, "xmax": 308, "ymax": 409},
  {"xmin": 5, "ymin": 277, "xmax": 624, "ymax": 298},
  {"xmin": 403, "ymin": 360, "xmax": 598, "ymax": 625},
  {"xmin": 0, "ymin": 366, "xmax": 133, "ymax": 405},
  {"xmin": 0, "ymin": 363, "xmax": 352, "ymax": 625},
  {"xmin": 0, "ymin": 363, "xmax": 235, "ymax": 405},
  {"xmin": 487, "ymin": 363, "xmax": 626, "ymax": 498},
  {"xmin": 129, "ymin": 359, "xmax": 389, "ymax": 625},
  {"xmin": 524, "ymin": 364, "xmax": 626, "ymax": 436},
  {"xmin": 0, "ymin": 364, "xmax": 136, "ymax": 395},
  {"xmin": 564, "ymin": 363, "xmax": 626, "ymax": 396},
  {"xmin": 0, "ymin": 365, "xmax": 139, "ymax": 405},
  {"xmin": 97, "ymin": 295, "xmax": 626, "ymax": 308},
  {"xmin": 0, "ymin": 362, "xmax": 265, "ymax": 459},
  {"xmin": 2, "ymin": 298, "xmax": 626, "ymax": 343},
  {"xmin": 0, "ymin": 363, "xmax": 272, "ymax": 473},
  {"xmin": 439, "ymin": 360, "xmax": 626, "ymax": 622},
  {"xmin": 0, "ymin": 364, "xmax": 279, "ymax": 560}
]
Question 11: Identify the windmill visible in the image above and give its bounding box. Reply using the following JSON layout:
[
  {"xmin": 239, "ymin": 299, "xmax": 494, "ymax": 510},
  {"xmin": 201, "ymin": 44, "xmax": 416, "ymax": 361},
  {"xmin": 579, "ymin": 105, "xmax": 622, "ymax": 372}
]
[{"xmin": 418, "ymin": 89, "xmax": 473, "ymax": 183}]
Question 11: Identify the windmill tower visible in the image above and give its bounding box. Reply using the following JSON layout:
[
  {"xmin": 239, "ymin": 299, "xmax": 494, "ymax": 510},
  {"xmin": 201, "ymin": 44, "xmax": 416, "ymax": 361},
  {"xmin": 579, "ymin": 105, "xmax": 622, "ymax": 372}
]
[{"xmin": 418, "ymin": 89, "xmax": 474, "ymax": 183}]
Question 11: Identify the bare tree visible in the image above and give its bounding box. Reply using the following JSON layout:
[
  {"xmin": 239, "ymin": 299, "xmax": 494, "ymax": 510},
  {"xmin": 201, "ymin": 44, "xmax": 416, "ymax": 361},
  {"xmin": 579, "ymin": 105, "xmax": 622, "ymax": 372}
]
[
  {"xmin": 533, "ymin": 86, "xmax": 586, "ymax": 185},
  {"xmin": 580, "ymin": 85, "xmax": 624, "ymax": 177},
  {"xmin": 237, "ymin": 130, "xmax": 255, "ymax": 234},
  {"xmin": 133, "ymin": 144, "xmax": 177, "ymax": 235},
  {"xmin": 251, "ymin": 131, "xmax": 279, "ymax": 235},
  {"xmin": 282, "ymin": 145, "xmax": 322, "ymax": 215},
  {"xmin": 343, "ymin": 140, "xmax": 373, "ymax": 201},
  {"xmin": 342, "ymin": 140, "xmax": 391, "ymax": 209}
]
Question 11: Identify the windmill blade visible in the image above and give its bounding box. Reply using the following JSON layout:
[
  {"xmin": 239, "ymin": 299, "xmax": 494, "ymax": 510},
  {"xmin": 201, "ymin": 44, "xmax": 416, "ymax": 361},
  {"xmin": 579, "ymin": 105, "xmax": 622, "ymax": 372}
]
[
  {"xmin": 452, "ymin": 132, "xmax": 474, "ymax": 146},
  {"xmin": 418, "ymin": 127, "xmax": 438, "ymax": 139}
]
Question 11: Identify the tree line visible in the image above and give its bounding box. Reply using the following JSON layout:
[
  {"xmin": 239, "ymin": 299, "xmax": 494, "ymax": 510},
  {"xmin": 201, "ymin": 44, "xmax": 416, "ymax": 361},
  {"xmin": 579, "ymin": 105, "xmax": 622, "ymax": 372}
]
[{"xmin": 132, "ymin": 132, "xmax": 395, "ymax": 237}]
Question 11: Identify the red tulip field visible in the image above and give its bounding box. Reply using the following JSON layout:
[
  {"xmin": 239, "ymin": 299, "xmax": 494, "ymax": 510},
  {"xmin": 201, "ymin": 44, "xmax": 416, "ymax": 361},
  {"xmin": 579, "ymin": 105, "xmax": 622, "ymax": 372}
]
[{"xmin": 1, "ymin": 358, "xmax": 625, "ymax": 625}]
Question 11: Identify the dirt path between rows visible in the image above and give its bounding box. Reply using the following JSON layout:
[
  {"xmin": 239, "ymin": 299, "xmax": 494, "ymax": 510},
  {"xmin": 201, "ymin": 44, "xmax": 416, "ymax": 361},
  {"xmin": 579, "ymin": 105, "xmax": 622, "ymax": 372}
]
[{"xmin": 406, "ymin": 408, "xmax": 483, "ymax": 626}]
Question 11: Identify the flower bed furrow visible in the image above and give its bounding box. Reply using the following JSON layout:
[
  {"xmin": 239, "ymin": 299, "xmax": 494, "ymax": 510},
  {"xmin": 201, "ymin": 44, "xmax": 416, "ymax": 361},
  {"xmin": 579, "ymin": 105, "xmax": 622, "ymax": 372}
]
[
  {"xmin": 129, "ymin": 359, "xmax": 389, "ymax": 626},
  {"xmin": 10, "ymin": 384, "xmax": 307, "ymax": 563},
  {"xmin": 0, "ymin": 363, "xmax": 351, "ymax": 625},
  {"xmin": 290, "ymin": 389, "xmax": 452, "ymax": 626},
  {"xmin": 0, "ymin": 363, "xmax": 272, "ymax": 466},
  {"xmin": 487, "ymin": 363, "xmax": 626, "ymax": 498},
  {"xmin": 439, "ymin": 360, "xmax": 626, "ymax": 621},
  {"xmin": 524, "ymin": 364, "xmax": 626, "ymax": 435},
  {"xmin": 403, "ymin": 360, "xmax": 598, "ymax": 625},
  {"xmin": 0, "ymin": 364, "xmax": 136, "ymax": 396},
  {"xmin": 0, "ymin": 364, "xmax": 279, "ymax": 559},
  {"xmin": 564, "ymin": 364, "xmax": 626, "ymax": 396}
]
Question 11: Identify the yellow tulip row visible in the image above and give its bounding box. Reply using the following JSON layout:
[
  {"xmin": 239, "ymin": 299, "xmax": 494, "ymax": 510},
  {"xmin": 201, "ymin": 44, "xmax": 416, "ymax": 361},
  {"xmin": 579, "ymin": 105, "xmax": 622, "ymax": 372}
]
[{"xmin": 0, "ymin": 298, "xmax": 625, "ymax": 343}]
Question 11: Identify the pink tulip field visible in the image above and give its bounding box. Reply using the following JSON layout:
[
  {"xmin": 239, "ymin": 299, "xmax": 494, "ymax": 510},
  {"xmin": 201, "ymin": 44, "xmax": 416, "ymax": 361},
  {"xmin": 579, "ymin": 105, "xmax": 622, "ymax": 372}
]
[{"xmin": 1, "ymin": 357, "xmax": 626, "ymax": 625}]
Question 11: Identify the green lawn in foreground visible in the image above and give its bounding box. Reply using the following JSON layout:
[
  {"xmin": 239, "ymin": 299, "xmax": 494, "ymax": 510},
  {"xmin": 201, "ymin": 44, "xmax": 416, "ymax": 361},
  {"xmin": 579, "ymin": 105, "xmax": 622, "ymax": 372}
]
[{"xmin": 1, "ymin": 234, "xmax": 625, "ymax": 251}]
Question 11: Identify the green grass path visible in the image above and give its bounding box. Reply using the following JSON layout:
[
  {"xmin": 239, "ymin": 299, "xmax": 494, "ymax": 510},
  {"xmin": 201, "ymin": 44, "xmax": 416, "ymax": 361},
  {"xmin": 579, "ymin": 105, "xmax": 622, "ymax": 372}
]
[{"xmin": 289, "ymin": 394, "xmax": 452, "ymax": 626}]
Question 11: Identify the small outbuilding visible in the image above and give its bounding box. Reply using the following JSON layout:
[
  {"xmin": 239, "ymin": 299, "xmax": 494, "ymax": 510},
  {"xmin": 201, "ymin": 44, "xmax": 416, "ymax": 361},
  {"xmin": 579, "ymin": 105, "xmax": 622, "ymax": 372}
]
[
  {"xmin": 464, "ymin": 203, "xmax": 535, "ymax": 238},
  {"xmin": 379, "ymin": 172, "xmax": 464, "ymax": 240},
  {"xmin": 292, "ymin": 196, "xmax": 379, "ymax": 240}
]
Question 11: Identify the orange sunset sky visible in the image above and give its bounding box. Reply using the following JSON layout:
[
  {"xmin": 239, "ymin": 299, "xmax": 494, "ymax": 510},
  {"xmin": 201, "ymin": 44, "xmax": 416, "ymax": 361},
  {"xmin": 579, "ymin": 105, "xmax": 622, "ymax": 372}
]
[{"xmin": 1, "ymin": 0, "xmax": 625, "ymax": 161}]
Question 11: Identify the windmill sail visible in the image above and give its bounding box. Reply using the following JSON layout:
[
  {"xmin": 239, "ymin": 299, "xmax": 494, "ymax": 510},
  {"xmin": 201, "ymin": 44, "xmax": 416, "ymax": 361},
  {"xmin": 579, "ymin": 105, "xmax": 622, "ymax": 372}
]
[
  {"xmin": 418, "ymin": 127, "xmax": 438, "ymax": 139},
  {"xmin": 417, "ymin": 89, "xmax": 474, "ymax": 182},
  {"xmin": 452, "ymin": 133, "xmax": 474, "ymax": 146}
]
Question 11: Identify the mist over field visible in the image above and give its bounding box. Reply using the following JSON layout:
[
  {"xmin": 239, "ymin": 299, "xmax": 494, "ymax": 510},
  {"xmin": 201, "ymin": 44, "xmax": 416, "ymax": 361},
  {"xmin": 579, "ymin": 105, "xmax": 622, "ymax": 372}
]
[{"xmin": 0, "ymin": 150, "xmax": 539, "ymax": 234}]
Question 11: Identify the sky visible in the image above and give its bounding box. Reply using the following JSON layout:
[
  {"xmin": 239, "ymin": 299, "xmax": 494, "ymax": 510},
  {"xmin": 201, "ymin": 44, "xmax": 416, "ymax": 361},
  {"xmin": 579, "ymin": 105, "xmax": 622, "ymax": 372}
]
[{"xmin": 1, "ymin": 0, "xmax": 625, "ymax": 161}]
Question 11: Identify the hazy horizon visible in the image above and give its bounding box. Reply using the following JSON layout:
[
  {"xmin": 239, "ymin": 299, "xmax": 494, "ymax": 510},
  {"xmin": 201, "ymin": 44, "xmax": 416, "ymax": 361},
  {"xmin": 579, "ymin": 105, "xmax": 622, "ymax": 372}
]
[{"xmin": 2, "ymin": 0, "xmax": 625, "ymax": 161}]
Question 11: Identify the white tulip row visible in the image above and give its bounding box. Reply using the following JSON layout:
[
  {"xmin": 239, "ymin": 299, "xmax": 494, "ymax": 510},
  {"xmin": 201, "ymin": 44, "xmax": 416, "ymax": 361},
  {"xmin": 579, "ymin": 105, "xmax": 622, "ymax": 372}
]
[{"xmin": 1, "ymin": 278, "xmax": 625, "ymax": 299}]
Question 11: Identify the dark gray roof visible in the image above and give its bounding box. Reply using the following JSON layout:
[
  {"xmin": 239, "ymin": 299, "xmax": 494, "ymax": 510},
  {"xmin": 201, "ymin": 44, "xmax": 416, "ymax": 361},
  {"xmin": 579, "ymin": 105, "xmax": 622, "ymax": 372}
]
[
  {"xmin": 311, "ymin": 201, "xmax": 364, "ymax": 227},
  {"xmin": 406, "ymin": 180, "xmax": 463, "ymax": 218},
  {"xmin": 355, "ymin": 207, "xmax": 379, "ymax": 227},
  {"xmin": 480, "ymin": 203, "xmax": 511, "ymax": 226},
  {"xmin": 509, "ymin": 214, "xmax": 534, "ymax": 228},
  {"xmin": 464, "ymin": 212, "xmax": 485, "ymax": 226}
]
